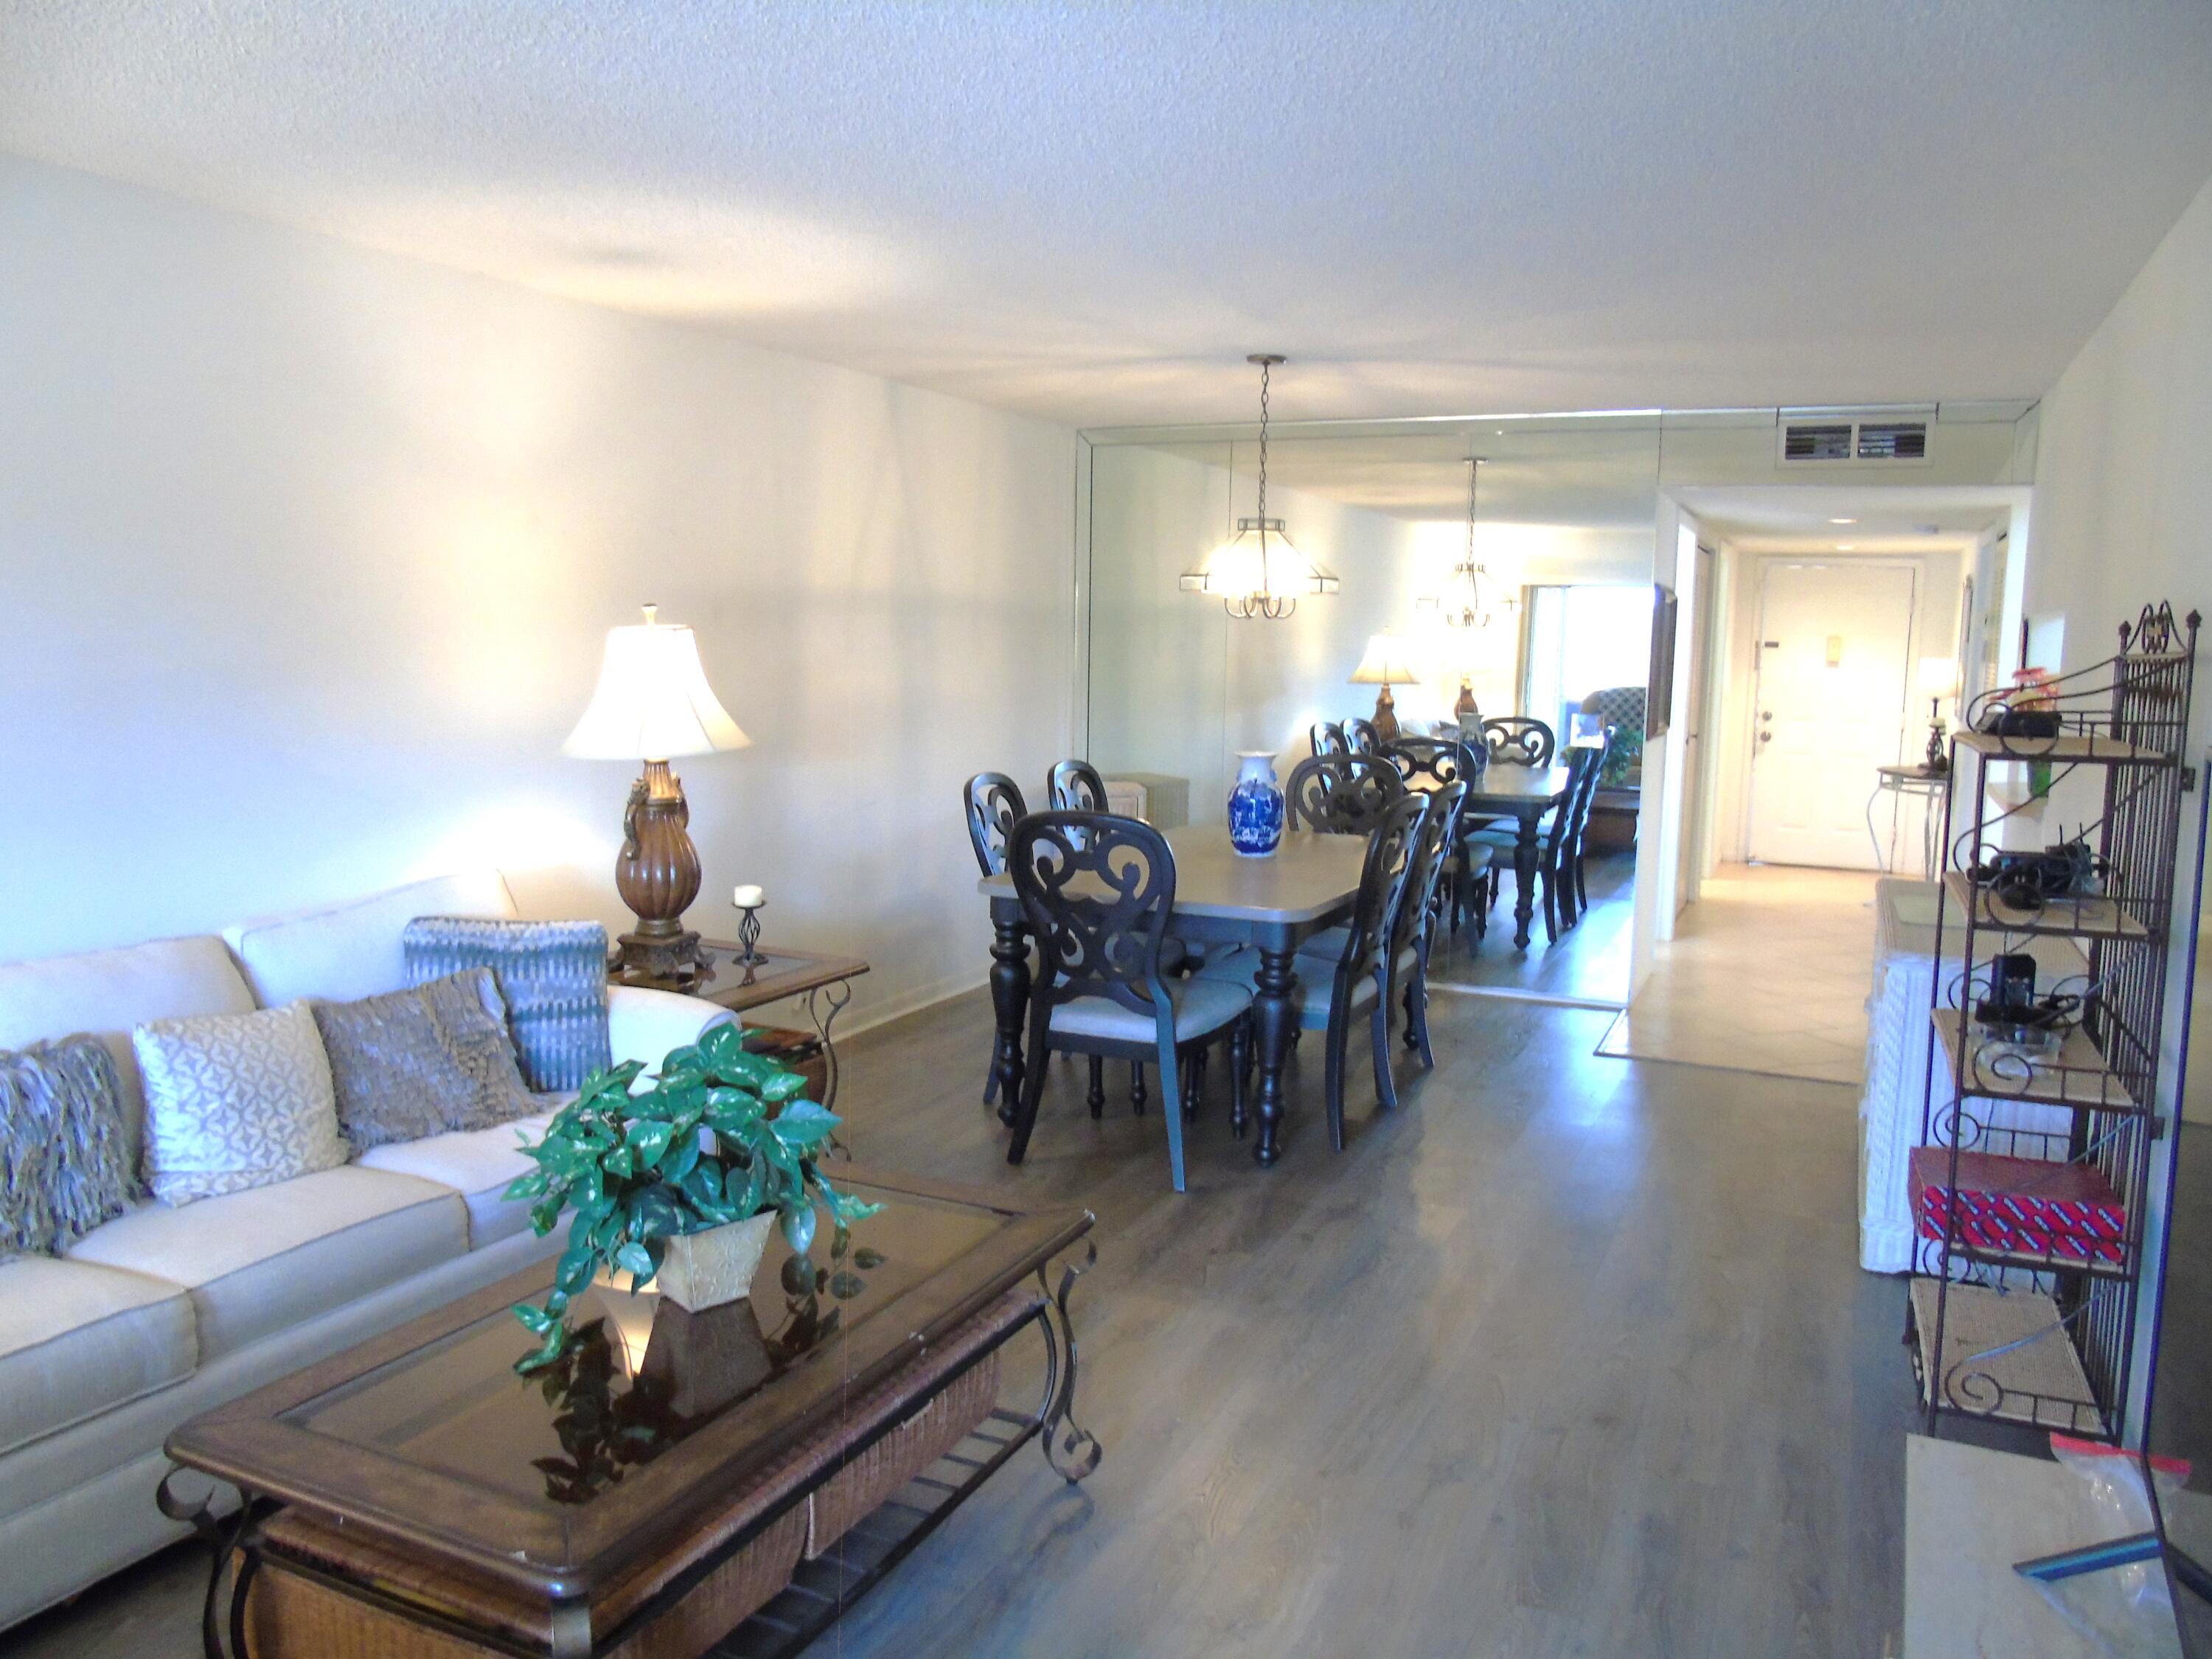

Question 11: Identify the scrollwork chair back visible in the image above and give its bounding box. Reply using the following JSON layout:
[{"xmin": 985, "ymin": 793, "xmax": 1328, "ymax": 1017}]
[
  {"xmin": 1310, "ymin": 720, "xmax": 1350, "ymax": 758},
  {"xmin": 1344, "ymin": 717, "xmax": 1382, "ymax": 754},
  {"xmin": 1008, "ymin": 812, "xmax": 1177, "ymax": 1023},
  {"xmin": 1048, "ymin": 758, "xmax": 1110, "ymax": 813},
  {"xmin": 1483, "ymin": 717, "xmax": 1556, "ymax": 768},
  {"xmin": 963, "ymin": 772, "xmax": 1027, "ymax": 876},
  {"xmin": 1285, "ymin": 754, "xmax": 1408, "ymax": 834}
]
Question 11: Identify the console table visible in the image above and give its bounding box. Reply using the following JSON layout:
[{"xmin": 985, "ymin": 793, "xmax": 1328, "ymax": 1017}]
[{"xmin": 162, "ymin": 1168, "xmax": 1098, "ymax": 1659}]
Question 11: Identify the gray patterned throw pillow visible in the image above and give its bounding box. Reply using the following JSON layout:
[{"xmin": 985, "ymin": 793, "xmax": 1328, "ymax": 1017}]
[
  {"xmin": 135, "ymin": 1003, "xmax": 350, "ymax": 1206},
  {"xmin": 0, "ymin": 1034, "xmax": 141, "ymax": 1257},
  {"xmin": 401, "ymin": 917, "xmax": 612, "ymax": 1091},
  {"xmin": 311, "ymin": 967, "xmax": 542, "ymax": 1154}
]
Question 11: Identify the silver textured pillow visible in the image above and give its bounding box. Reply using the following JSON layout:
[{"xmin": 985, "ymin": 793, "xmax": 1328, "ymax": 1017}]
[
  {"xmin": 134, "ymin": 1003, "xmax": 349, "ymax": 1206},
  {"xmin": 311, "ymin": 968, "xmax": 540, "ymax": 1155},
  {"xmin": 0, "ymin": 1035, "xmax": 140, "ymax": 1256}
]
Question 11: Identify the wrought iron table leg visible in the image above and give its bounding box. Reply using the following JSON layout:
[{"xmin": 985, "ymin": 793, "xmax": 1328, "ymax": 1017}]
[
  {"xmin": 989, "ymin": 916, "xmax": 1031, "ymax": 1127},
  {"xmin": 1033, "ymin": 1239, "xmax": 1102, "ymax": 1484},
  {"xmin": 159, "ymin": 1467, "xmax": 258, "ymax": 1659},
  {"xmin": 804, "ymin": 978, "xmax": 854, "ymax": 1114},
  {"xmin": 1511, "ymin": 818, "xmax": 1540, "ymax": 950},
  {"xmin": 1251, "ymin": 945, "xmax": 1298, "ymax": 1166}
]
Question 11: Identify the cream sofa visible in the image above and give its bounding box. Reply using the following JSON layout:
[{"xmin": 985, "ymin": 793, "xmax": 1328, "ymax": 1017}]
[{"xmin": 0, "ymin": 872, "xmax": 731, "ymax": 1630}]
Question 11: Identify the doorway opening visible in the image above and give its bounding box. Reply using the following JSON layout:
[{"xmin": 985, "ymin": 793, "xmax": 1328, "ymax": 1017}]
[{"xmin": 1613, "ymin": 481, "xmax": 2029, "ymax": 1088}]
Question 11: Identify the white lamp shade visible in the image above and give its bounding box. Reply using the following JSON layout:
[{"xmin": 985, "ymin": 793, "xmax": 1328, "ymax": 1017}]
[
  {"xmin": 1349, "ymin": 633, "xmax": 1422, "ymax": 686},
  {"xmin": 563, "ymin": 614, "xmax": 751, "ymax": 760},
  {"xmin": 1918, "ymin": 655, "xmax": 1961, "ymax": 697}
]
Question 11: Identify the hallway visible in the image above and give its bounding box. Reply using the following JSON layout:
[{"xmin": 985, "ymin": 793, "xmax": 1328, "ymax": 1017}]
[{"xmin": 1601, "ymin": 863, "xmax": 1880, "ymax": 1085}]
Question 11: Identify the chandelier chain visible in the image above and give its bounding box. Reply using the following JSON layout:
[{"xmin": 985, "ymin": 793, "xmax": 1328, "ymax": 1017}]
[
  {"xmin": 1256, "ymin": 358, "xmax": 1270, "ymax": 524},
  {"xmin": 1466, "ymin": 456, "xmax": 1479, "ymax": 566}
]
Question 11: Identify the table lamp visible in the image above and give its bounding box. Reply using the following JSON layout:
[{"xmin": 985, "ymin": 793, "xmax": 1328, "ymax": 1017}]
[
  {"xmin": 565, "ymin": 605, "xmax": 751, "ymax": 989},
  {"xmin": 1919, "ymin": 655, "xmax": 1960, "ymax": 772},
  {"xmin": 1349, "ymin": 632, "xmax": 1421, "ymax": 743}
]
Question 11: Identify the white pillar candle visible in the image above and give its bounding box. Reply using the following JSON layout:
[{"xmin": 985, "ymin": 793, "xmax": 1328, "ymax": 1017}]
[{"xmin": 732, "ymin": 884, "xmax": 765, "ymax": 909}]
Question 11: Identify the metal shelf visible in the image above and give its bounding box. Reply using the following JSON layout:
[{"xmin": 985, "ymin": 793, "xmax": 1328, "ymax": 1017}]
[
  {"xmin": 1908, "ymin": 1278, "xmax": 2108, "ymax": 1437},
  {"xmin": 1928, "ymin": 1008, "xmax": 2140, "ymax": 1114},
  {"xmin": 1940, "ymin": 870, "xmax": 2156, "ymax": 944},
  {"xmin": 1951, "ymin": 729, "xmax": 2174, "ymax": 765}
]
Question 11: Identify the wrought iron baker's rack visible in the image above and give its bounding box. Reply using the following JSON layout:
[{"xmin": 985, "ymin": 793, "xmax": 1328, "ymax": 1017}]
[{"xmin": 1910, "ymin": 602, "xmax": 2199, "ymax": 1443}]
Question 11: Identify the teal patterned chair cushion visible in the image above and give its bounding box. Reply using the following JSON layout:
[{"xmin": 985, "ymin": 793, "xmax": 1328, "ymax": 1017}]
[
  {"xmin": 0, "ymin": 1034, "xmax": 140, "ymax": 1258},
  {"xmin": 401, "ymin": 917, "xmax": 611, "ymax": 1092}
]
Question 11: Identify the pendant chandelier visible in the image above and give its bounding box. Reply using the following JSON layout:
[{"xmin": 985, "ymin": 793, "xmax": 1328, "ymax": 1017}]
[
  {"xmin": 1417, "ymin": 456, "xmax": 1506, "ymax": 630},
  {"xmin": 1178, "ymin": 354, "xmax": 1340, "ymax": 620}
]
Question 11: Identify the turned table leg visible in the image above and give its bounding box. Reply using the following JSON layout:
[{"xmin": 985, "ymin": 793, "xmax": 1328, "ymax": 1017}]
[
  {"xmin": 989, "ymin": 915, "xmax": 1031, "ymax": 1126},
  {"xmin": 1511, "ymin": 815, "xmax": 1541, "ymax": 951},
  {"xmin": 1251, "ymin": 945, "xmax": 1298, "ymax": 1166}
]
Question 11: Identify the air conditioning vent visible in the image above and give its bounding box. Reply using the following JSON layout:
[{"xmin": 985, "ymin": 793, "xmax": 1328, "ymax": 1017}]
[
  {"xmin": 1857, "ymin": 422, "xmax": 1927, "ymax": 460},
  {"xmin": 1782, "ymin": 423, "xmax": 1854, "ymax": 462},
  {"xmin": 1778, "ymin": 415, "xmax": 1932, "ymax": 465}
]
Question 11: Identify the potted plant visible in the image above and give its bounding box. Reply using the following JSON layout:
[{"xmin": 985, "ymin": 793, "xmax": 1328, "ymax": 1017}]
[{"xmin": 503, "ymin": 1021, "xmax": 880, "ymax": 1373}]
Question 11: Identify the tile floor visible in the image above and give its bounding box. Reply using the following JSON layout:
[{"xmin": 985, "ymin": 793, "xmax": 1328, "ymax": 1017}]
[{"xmin": 1600, "ymin": 861, "xmax": 1880, "ymax": 1085}]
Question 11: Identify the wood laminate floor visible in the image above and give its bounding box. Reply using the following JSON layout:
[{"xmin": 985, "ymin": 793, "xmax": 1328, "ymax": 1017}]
[
  {"xmin": 1429, "ymin": 851, "xmax": 1637, "ymax": 1006},
  {"xmin": 4, "ymin": 987, "xmax": 1914, "ymax": 1659}
]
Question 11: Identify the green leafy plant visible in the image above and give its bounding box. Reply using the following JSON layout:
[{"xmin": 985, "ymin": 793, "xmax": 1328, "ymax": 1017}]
[
  {"xmin": 502, "ymin": 1022, "xmax": 880, "ymax": 1373},
  {"xmin": 1599, "ymin": 725, "xmax": 1644, "ymax": 787}
]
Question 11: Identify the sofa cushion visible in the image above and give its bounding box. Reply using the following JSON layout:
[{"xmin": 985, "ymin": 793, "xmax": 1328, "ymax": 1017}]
[
  {"xmin": 66, "ymin": 1166, "xmax": 467, "ymax": 1361},
  {"xmin": 0, "ymin": 936, "xmax": 256, "ymax": 1171},
  {"xmin": 134, "ymin": 1003, "xmax": 349, "ymax": 1206},
  {"xmin": 402, "ymin": 917, "xmax": 612, "ymax": 1091},
  {"xmin": 311, "ymin": 970, "xmax": 540, "ymax": 1155},
  {"xmin": 607, "ymin": 984, "xmax": 733, "ymax": 1071},
  {"xmin": 223, "ymin": 872, "xmax": 519, "ymax": 1009},
  {"xmin": 0, "ymin": 1036, "xmax": 139, "ymax": 1258},
  {"xmin": 0, "ymin": 1256, "xmax": 197, "ymax": 1457},
  {"xmin": 358, "ymin": 1104, "xmax": 565, "ymax": 1248}
]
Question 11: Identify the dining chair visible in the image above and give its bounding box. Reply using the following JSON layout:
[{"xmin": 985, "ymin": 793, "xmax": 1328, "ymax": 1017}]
[
  {"xmin": 1561, "ymin": 725, "xmax": 1618, "ymax": 923},
  {"xmin": 1467, "ymin": 743, "xmax": 1601, "ymax": 944},
  {"xmin": 1310, "ymin": 720, "xmax": 1350, "ymax": 758},
  {"xmin": 1393, "ymin": 781, "xmax": 1465, "ymax": 1070},
  {"xmin": 1380, "ymin": 738, "xmax": 1491, "ymax": 945},
  {"xmin": 1482, "ymin": 717, "xmax": 1557, "ymax": 768},
  {"xmin": 1048, "ymin": 758, "xmax": 1110, "ymax": 813},
  {"xmin": 1200, "ymin": 792, "xmax": 1427, "ymax": 1151},
  {"xmin": 1004, "ymin": 811, "xmax": 1252, "ymax": 1193},
  {"xmin": 1284, "ymin": 753, "xmax": 1407, "ymax": 834},
  {"xmin": 1344, "ymin": 717, "xmax": 1382, "ymax": 754},
  {"xmin": 963, "ymin": 772, "xmax": 1027, "ymax": 1106}
]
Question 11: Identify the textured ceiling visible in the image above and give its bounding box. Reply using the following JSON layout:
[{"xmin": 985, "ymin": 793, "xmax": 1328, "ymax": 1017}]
[{"xmin": 5, "ymin": 1, "xmax": 2211, "ymax": 427}]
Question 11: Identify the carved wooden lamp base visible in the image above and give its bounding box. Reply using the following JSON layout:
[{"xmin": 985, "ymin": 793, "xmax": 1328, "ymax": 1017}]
[
  {"xmin": 611, "ymin": 759, "xmax": 716, "ymax": 992},
  {"xmin": 1370, "ymin": 684, "xmax": 1402, "ymax": 745}
]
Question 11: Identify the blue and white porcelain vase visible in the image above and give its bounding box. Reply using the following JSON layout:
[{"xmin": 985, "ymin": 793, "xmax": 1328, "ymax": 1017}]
[{"xmin": 1228, "ymin": 750, "xmax": 1286, "ymax": 858}]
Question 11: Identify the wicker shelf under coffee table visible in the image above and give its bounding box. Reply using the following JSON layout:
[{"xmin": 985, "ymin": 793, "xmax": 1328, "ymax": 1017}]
[{"xmin": 161, "ymin": 1168, "xmax": 1099, "ymax": 1658}]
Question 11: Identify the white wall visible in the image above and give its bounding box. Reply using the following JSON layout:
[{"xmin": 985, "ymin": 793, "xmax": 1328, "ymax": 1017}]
[
  {"xmin": 1087, "ymin": 443, "xmax": 1433, "ymax": 820},
  {"xmin": 0, "ymin": 156, "xmax": 1077, "ymax": 1029},
  {"xmin": 2020, "ymin": 165, "xmax": 2212, "ymax": 1436}
]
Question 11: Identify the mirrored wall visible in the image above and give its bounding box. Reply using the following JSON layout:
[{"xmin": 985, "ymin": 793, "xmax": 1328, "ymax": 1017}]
[{"xmin": 1085, "ymin": 416, "xmax": 1665, "ymax": 1004}]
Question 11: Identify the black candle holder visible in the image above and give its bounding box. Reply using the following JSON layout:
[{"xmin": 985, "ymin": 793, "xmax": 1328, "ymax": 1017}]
[{"xmin": 734, "ymin": 902, "xmax": 765, "ymax": 968}]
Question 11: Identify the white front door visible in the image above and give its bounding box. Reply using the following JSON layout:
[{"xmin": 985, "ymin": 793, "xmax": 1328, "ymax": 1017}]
[{"xmin": 1747, "ymin": 560, "xmax": 1918, "ymax": 869}]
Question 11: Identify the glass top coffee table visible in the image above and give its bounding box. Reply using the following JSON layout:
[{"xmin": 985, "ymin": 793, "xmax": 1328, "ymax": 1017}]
[{"xmin": 163, "ymin": 1168, "xmax": 1098, "ymax": 1658}]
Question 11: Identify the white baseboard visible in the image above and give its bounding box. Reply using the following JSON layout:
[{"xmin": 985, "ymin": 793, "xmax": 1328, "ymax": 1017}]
[{"xmin": 836, "ymin": 967, "xmax": 990, "ymax": 1040}]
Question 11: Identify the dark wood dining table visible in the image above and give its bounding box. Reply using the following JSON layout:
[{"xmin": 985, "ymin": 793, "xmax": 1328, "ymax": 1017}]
[
  {"xmin": 1459, "ymin": 764, "xmax": 1575, "ymax": 950},
  {"xmin": 979, "ymin": 826, "xmax": 1368, "ymax": 1168}
]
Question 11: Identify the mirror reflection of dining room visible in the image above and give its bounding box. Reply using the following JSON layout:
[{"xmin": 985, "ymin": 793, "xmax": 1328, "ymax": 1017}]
[{"xmin": 1084, "ymin": 410, "xmax": 1665, "ymax": 1009}]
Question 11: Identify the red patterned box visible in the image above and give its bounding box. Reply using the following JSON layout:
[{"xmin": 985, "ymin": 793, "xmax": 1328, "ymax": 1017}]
[{"xmin": 1911, "ymin": 1147, "xmax": 2127, "ymax": 1266}]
